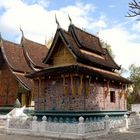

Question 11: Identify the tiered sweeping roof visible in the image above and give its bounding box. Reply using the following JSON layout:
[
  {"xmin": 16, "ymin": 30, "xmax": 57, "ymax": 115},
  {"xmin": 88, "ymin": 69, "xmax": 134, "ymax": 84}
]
[
  {"xmin": 0, "ymin": 23, "xmax": 131, "ymax": 84},
  {"xmin": 30, "ymin": 24, "xmax": 131, "ymax": 84},
  {"xmin": 0, "ymin": 36, "xmax": 48, "ymax": 90},
  {"xmin": 21, "ymin": 36, "xmax": 48, "ymax": 70},
  {"xmin": 1, "ymin": 40, "xmax": 32, "ymax": 73},
  {"xmin": 43, "ymin": 25, "xmax": 120, "ymax": 71},
  {"xmin": 68, "ymin": 25, "xmax": 104, "ymax": 54}
]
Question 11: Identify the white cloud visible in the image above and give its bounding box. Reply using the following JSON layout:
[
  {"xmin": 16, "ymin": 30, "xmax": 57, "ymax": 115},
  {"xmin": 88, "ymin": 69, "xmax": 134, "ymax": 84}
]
[
  {"xmin": 99, "ymin": 26, "xmax": 140, "ymax": 69},
  {"xmin": 132, "ymin": 22, "xmax": 140, "ymax": 33},
  {"xmin": 37, "ymin": 0, "xmax": 50, "ymax": 8},
  {"xmin": 108, "ymin": 5, "xmax": 116, "ymax": 8},
  {"xmin": 22, "ymin": 0, "xmax": 50, "ymax": 8},
  {"xmin": 0, "ymin": 0, "xmax": 99, "ymax": 43}
]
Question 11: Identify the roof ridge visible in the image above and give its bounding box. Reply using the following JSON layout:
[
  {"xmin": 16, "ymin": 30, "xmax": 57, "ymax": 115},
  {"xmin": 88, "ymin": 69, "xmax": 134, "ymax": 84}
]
[
  {"xmin": 69, "ymin": 24, "xmax": 99, "ymax": 40},
  {"xmin": 22, "ymin": 36, "xmax": 46, "ymax": 47},
  {"xmin": 59, "ymin": 28, "xmax": 70, "ymax": 34},
  {"xmin": 2, "ymin": 39, "xmax": 20, "ymax": 46}
]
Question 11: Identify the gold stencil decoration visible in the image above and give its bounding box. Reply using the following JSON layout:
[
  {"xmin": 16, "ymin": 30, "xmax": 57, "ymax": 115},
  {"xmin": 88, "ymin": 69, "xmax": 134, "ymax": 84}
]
[
  {"xmin": 62, "ymin": 74, "xmax": 67, "ymax": 95},
  {"xmin": 105, "ymin": 80, "xmax": 110, "ymax": 98},
  {"xmin": 78, "ymin": 75, "xmax": 83, "ymax": 96},
  {"xmin": 85, "ymin": 76, "xmax": 91, "ymax": 96}
]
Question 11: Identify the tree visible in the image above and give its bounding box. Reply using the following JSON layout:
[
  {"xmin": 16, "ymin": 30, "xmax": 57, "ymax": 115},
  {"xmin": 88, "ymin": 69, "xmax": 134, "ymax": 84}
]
[
  {"xmin": 117, "ymin": 67, "xmax": 128, "ymax": 76},
  {"xmin": 127, "ymin": 0, "xmax": 140, "ymax": 19},
  {"xmin": 45, "ymin": 36, "xmax": 53, "ymax": 49},
  {"xmin": 128, "ymin": 64, "xmax": 140, "ymax": 103},
  {"xmin": 100, "ymin": 39, "xmax": 115, "ymax": 58}
]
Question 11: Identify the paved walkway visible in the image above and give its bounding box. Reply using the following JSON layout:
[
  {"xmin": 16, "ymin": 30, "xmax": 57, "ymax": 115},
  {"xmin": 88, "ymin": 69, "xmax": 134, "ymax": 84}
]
[
  {"xmin": 0, "ymin": 128, "xmax": 140, "ymax": 140},
  {"xmin": 95, "ymin": 128, "xmax": 140, "ymax": 140}
]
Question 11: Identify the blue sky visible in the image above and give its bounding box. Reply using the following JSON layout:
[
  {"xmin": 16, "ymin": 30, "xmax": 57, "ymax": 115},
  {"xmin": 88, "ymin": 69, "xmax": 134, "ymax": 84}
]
[{"xmin": 0, "ymin": 0, "xmax": 140, "ymax": 73}]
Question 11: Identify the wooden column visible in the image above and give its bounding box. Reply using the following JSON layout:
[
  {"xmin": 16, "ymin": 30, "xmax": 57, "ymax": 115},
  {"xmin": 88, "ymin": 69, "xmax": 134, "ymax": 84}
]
[
  {"xmin": 30, "ymin": 79, "xmax": 35, "ymax": 106},
  {"xmin": 21, "ymin": 93, "xmax": 26, "ymax": 106}
]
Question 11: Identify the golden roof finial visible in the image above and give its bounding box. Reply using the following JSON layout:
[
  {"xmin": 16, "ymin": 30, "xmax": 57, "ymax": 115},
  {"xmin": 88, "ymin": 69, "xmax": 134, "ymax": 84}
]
[
  {"xmin": 55, "ymin": 14, "xmax": 60, "ymax": 28},
  {"xmin": 68, "ymin": 14, "xmax": 72, "ymax": 25},
  {"xmin": 19, "ymin": 26, "xmax": 24, "ymax": 36}
]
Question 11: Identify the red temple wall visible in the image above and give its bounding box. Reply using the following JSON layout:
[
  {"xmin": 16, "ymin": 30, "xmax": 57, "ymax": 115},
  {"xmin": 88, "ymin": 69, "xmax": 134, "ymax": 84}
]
[
  {"xmin": 34, "ymin": 76, "xmax": 126, "ymax": 111},
  {"xmin": 0, "ymin": 63, "xmax": 18, "ymax": 106},
  {"xmin": 86, "ymin": 81, "xmax": 126, "ymax": 111}
]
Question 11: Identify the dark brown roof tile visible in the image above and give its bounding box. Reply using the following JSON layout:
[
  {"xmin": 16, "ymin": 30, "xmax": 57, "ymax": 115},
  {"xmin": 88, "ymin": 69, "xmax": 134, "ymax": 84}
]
[
  {"xmin": 69, "ymin": 25, "xmax": 104, "ymax": 54},
  {"xmin": 61, "ymin": 29, "xmax": 120, "ymax": 70},
  {"xmin": 1, "ymin": 40, "xmax": 32, "ymax": 73},
  {"xmin": 22, "ymin": 37, "xmax": 48, "ymax": 68}
]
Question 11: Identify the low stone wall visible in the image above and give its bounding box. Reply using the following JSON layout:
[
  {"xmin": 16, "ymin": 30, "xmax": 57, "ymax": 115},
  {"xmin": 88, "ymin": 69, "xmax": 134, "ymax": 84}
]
[
  {"xmin": 5, "ymin": 114, "xmax": 140, "ymax": 139},
  {"xmin": 131, "ymin": 104, "xmax": 140, "ymax": 112}
]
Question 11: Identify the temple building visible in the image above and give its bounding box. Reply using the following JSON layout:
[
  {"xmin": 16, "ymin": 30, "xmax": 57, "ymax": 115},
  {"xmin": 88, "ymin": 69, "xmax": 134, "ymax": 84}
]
[
  {"xmin": 27, "ymin": 23, "xmax": 132, "ymax": 120},
  {"xmin": 0, "ymin": 34, "xmax": 48, "ymax": 107}
]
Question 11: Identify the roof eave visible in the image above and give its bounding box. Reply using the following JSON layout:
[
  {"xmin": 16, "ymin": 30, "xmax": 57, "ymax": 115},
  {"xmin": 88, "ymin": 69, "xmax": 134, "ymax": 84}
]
[{"xmin": 26, "ymin": 64, "xmax": 131, "ymax": 84}]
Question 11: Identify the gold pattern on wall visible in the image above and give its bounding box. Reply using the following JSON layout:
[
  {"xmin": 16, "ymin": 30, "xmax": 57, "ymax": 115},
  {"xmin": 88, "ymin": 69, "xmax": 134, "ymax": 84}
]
[
  {"xmin": 105, "ymin": 80, "xmax": 110, "ymax": 98},
  {"xmin": 78, "ymin": 75, "xmax": 83, "ymax": 95},
  {"xmin": 120, "ymin": 84, "xmax": 125, "ymax": 99},
  {"xmin": 70, "ymin": 74, "xmax": 75, "ymax": 96},
  {"xmin": 85, "ymin": 76, "xmax": 91, "ymax": 96},
  {"xmin": 53, "ymin": 43, "xmax": 76, "ymax": 66},
  {"xmin": 62, "ymin": 74, "xmax": 67, "ymax": 95},
  {"xmin": 124, "ymin": 92, "xmax": 128, "ymax": 99}
]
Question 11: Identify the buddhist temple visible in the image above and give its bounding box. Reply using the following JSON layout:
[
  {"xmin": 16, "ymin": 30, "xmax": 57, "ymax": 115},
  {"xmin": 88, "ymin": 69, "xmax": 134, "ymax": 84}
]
[
  {"xmin": 27, "ymin": 22, "xmax": 132, "ymax": 121},
  {"xmin": 0, "ymin": 34, "xmax": 48, "ymax": 108}
]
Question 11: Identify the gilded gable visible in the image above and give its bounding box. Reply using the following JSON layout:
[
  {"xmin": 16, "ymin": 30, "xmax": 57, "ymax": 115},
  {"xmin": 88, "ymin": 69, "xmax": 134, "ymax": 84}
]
[{"xmin": 53, "ymin": 43, "xmax": 76, "ymax": 66}]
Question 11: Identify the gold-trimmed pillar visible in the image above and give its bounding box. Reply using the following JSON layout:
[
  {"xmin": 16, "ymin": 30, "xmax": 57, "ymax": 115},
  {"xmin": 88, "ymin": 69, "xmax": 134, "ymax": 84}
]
[
  {"xmin": 21, "ymin": 93, "xmax": 26, "ymax": 106},
  {"xmin": 120, "ymin": 84, "xmax": 124, "ymax": 99},
  {"xmin": 30, "ymin": 79, "xmax": 35, "ymax": 107},
  {"xmin": 85, "ymin": 76, "xmax": 91, "ymax": 96},
  {"xmin": 70, "ymin": 74, "xmax": 75, "ymax": 96},
  {"xmin": 105, "ymin": 80, "xmax": 110, "ymax": 98},
  {"xmin": 61, "ymin": 74, "xmax": 67, "ymax": 95},
  {"xmin": 78, "ymin": 75, "xmax": 83, "ymax": 96}
]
